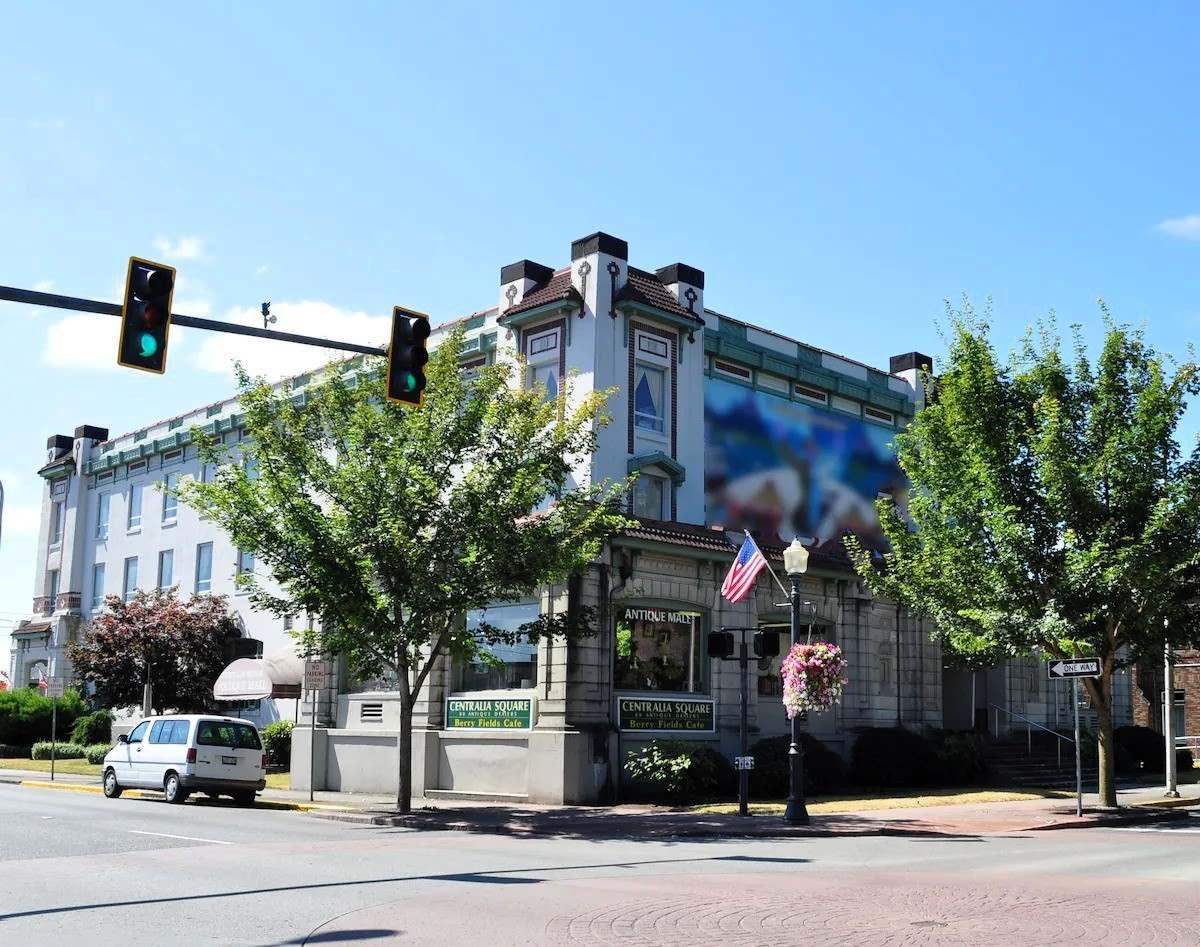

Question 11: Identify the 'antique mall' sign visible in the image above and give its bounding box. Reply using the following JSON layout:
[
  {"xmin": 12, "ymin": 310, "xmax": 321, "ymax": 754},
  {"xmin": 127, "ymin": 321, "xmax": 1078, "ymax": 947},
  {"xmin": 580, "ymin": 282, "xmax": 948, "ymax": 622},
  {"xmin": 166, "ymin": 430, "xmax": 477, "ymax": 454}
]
[
  {"xmin": 446, "ymin": 697, "xmax": 533, "ymax": 730},
  {"xmin": 618, "ymin": 696, "xmax": 716, "ymax": 733}
]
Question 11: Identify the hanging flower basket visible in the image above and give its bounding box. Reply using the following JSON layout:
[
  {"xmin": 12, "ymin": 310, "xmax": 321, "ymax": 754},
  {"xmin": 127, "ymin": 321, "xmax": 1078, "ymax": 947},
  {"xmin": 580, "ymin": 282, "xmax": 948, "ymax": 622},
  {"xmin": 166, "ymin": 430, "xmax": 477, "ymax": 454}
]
[{"xmin": 781, "ymin": 642, "xmax": 848, "ymax": 719}]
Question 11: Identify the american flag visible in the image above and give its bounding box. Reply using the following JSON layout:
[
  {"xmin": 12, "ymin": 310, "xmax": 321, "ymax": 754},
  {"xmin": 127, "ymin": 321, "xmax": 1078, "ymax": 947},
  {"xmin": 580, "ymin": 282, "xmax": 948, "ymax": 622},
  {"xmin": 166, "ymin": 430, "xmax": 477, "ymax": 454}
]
[
  {"xmin": 0, "ymin": 670, "xmax": 9, "ymax": 692},
  {"xmin": 721, "ymin": 533, "xmax": 768, "ymax": 604},
  {"xmin": 36, "ymin": 665, "xmax": 49, "ymax": 692}
]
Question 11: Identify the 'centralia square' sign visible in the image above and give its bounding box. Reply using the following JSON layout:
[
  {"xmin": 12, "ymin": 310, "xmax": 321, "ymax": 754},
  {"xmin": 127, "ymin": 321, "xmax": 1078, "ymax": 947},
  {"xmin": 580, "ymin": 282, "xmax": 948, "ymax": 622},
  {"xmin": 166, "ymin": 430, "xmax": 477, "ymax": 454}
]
[
  {"xmin": 618, "ymin": 697, "xmax": 716, "ymax": 732},
  {"xmin": 446, "ymin": 697, "xmax": 533, "ymax": 730}
]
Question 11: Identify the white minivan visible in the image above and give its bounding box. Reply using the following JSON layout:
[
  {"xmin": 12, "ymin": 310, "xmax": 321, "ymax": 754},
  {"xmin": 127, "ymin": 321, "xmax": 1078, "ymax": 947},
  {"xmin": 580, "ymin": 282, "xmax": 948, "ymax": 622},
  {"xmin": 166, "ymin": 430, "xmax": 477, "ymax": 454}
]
[{"xmin": 102, "ymin": 714, "xmax": 266, "ymax": 805}]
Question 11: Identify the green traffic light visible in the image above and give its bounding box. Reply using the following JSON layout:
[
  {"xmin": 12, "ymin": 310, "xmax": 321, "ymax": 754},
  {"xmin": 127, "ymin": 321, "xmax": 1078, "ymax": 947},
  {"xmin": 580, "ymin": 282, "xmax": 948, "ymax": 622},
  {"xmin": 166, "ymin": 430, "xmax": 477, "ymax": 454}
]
[
  {"xmin": 402, "ymin": 372, "xmax": 416, "ymax": 392},
  {"xmin": 139, "ymin": 333, "xmax": 159, "ymax": 358}
]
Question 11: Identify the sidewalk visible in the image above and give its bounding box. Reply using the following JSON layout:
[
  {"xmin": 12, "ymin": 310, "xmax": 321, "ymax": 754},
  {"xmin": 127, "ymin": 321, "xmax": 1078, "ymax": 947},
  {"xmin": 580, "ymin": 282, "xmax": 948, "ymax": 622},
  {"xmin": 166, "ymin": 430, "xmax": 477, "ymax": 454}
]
[{"xmin": 5, "ymin": 766, "xmax": 1194, "ymax": 837}]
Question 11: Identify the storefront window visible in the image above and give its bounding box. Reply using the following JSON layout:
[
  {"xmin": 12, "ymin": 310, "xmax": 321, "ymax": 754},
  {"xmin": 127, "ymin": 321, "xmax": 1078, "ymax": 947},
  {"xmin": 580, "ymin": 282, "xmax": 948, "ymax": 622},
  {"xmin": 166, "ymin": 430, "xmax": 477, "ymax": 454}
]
[
  {"xmin": 453, "ymin": 600, "xmax": 540, "ymax": 692},
  {"xmin": 615, "ymin": 606, "xmax": 703, "ymax": 693}
]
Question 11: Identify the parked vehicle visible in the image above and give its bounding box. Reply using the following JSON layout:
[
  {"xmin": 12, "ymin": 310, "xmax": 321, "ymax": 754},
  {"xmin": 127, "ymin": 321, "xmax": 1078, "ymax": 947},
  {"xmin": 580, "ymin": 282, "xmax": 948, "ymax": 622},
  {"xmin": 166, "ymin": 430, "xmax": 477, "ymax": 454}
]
[{"xmin": 102, "ymin": 715, "xmax": 266, "ymax": 805}]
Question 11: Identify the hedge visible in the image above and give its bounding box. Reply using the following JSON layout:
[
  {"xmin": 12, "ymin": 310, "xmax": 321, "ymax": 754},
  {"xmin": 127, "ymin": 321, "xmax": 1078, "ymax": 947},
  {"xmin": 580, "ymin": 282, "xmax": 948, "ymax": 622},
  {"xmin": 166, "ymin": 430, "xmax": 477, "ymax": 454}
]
[
  {"xmin": 261, "ymin": 720, "xmax": 295, "ymax": 768},
  {"xmin": 748, "ymin": 734, "xmax": 847, "ymax": 798},
  {"xmin": 623, "ymin": 740, "xmax": 737, "ymax": 803},
  {"xmin": 0, "ymin": 743, "xmax": 31, "ymax": 758},
  {"xmin": 0, "ymin": 688, "xmax": 86, "ymax": 745},
  {"xmin": 70, "ymin": 709, "xmax": 114, "ymax": 746},
  {"xmin": 31, "ymin": 741, "xmax": 87, "ymax": 761},
  {"xmin": 84, "ymin": 743, "xmax": 113, "ymax": 765}
]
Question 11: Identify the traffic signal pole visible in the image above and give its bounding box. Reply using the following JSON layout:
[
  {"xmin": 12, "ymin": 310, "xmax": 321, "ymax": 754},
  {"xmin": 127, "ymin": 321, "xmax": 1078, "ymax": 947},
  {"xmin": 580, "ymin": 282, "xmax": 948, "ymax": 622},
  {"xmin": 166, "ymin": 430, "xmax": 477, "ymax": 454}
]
[{"xmin": 0, "ymin": 284, "xmax": 387, "ymax": 358}]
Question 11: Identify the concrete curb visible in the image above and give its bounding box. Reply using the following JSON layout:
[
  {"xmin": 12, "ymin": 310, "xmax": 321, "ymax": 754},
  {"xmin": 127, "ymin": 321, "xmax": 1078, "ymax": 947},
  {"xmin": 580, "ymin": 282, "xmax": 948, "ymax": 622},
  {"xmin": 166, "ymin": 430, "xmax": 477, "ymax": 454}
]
[
  {"xmin": 1028, "ymin": 809, "xmax": 1194, "ymax": 831},
  {"xmin": 12, "ymin": 778, "xmax": 356, "ymax": 813}
]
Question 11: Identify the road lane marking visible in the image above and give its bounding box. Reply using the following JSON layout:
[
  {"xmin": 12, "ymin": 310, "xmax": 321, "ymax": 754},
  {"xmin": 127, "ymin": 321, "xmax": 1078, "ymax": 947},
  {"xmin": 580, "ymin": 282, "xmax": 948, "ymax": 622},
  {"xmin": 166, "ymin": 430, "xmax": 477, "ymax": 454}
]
[{"xmin": 128, "ymin": 830, "xmax": 232, "ymax": 845}]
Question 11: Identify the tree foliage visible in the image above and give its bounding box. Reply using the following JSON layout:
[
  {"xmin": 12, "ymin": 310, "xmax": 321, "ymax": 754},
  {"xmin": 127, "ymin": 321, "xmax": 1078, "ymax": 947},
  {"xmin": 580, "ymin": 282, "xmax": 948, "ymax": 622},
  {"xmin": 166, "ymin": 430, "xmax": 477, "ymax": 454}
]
[
  {"xmin": 176, "ymin": 327, "xmax": 634, "ymax": 811},
  {"xmin": 847, "ymin": 306, "xmax": 1200, "ymax": 805},
  {"xmin": 67, "ymin": 589, "xmax": 243, "ymax": 714}
]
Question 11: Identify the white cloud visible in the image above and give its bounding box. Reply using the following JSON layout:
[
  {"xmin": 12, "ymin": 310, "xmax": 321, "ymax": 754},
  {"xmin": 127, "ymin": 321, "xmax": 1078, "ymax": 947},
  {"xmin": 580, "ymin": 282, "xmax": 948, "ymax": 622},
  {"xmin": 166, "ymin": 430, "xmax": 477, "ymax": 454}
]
[
  {"xmin": 33, "ymin": 279, "xmax": 54, "ymax": 292},
  {"xmin": 42, "ymin": 313, "xmax": 121, "ymax": 370},
  {"xmin": 153, "ymin": 235, "xmax": 205, "ymax": 260},
  {"xmin": 193, "ymin": 301, "xmax": 388, "ymax": 380},
  {"xmin": 255, "ymin": 264, "xmax": 270, "ymax": 276},
  {"xmin": 1, "ymin": 503, "xmax": 41, "ymax": 537},
  {"xmin": 41, "ymin": 313, "xmax": 191, "ymax": 371},
  {"xmin": 1156, "ymin": 214, "xmax": 1200, "ymax": 241}
]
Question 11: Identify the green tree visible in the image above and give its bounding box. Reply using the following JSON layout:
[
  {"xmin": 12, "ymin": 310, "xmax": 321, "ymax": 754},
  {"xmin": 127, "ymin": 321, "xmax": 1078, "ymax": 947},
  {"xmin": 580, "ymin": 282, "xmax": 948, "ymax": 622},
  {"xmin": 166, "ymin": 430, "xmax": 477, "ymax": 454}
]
[
  {"xmin": 67, "ymin": 590, "xmax": 243, "ymax": 713},
  {"xmin": 847, "ymin": 308, "xmax": 1200, "ymax": 806},
  {"xmin": 177, "ymin": 328, "xmax": 633, "ymax": 812}
]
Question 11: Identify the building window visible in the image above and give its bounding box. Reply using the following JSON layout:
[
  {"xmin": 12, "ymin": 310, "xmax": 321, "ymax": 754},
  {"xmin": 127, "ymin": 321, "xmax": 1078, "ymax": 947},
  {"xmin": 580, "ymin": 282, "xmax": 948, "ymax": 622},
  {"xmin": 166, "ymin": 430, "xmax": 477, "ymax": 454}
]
[
  {"xmin": 244, "ymin": 456, "xmax": 260, "ymax": 480},
  {"xmin": 91, "ymin": 563, "xmax": 105, "ymax": 610},
  {"xmin": 49, "ymin": 501, "xmax": 64, "ymax": 546},
  {"xmin": 122, "ymin": 557, "xmax": 138, "ymax": 601},
  {"xmin": 794, "ymin": 382, "xmax": 829, "ymax": 405},
  {"xmin": 638, "ymin": 335, "xmax": 669, "ymax": 359},
  {"xmin": 96, "ymin": 493, "xmax": 111, "ymax": 540},
  {"xmin": 162, "ymin": 473, "xmax": 179, "ymax": 522},
  {"xmin": 714, "ymin": 359, "xmax": 752, "ymax": 381},
  {"xmin": 632, "ymin": 475, "xmax": 667, "ymax": 520},
  {"xmin": 864, "ymin": 405, "xmax": 895, "ymax": 424},
  {"xmin": 237, "ymin": 549, "xmax": 255, "ymax": 576},
  {"xmin": 195, "ymin": 543, "xmax": 212, "ymax": 593},
  {"xmin": 528, "ymin": 330, "xmax": 559, "ymax": 356},
  {"xmin": 453, "ymin": 600, "xmax": 540, "ymax": 692},
  {"xmin": 529, "ymin": 363, "xmax": 559, "ymax": 402},
  {"xmin": 47, "ymin": 570, "xmax": 60, "ymax": 608},
  {"xmin": 157, "ymin": 549, "xmax": 174, "ymax": 591},
  {"xmin": 634, "ymin": 364, "xmax": 666, "ymax": 434},
  {"xmin": 127, "ymin": 484, "xmax": 142, "ymax": 530},
  {"xmin": 615, "ymin": 606, "xmax": 703, "ymax": 693},
  {"xmin": 163, "ymin": 448, "xmax": 183, "ymax": 464},
  {"xmin": 283, "ymin": 613, "xmax": 294, "ymax": 631},
  {"xmin": 201, "ymin": 462, "xmax": 217, "ymax": 483}
]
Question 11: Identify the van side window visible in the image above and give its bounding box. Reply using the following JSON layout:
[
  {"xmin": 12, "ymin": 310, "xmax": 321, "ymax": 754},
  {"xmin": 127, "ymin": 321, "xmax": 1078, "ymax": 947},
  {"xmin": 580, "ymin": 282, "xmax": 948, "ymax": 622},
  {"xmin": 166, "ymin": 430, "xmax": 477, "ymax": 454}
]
[
  {"xmin": 197, "ymin": 721, "xmax": 261, "ymax": 750},
  {"xmin": 127, "ymin": 721, "xmax": 149, "ymax": 743},
  {"xmin": 149, "ymin": 721, "xmax": 167, "ymax": 743},
  {"xmin": 167, "ymin": 720, "xmax": 190, "ymax": 744}
]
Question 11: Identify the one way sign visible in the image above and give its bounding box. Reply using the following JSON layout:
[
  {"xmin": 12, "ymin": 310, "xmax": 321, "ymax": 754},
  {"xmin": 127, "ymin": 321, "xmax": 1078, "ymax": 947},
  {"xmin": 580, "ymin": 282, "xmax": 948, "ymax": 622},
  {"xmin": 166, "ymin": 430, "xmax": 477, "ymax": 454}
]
[{"xmin": 1047, "ymin": 658, "xmax": 1101, "ymax": 679}]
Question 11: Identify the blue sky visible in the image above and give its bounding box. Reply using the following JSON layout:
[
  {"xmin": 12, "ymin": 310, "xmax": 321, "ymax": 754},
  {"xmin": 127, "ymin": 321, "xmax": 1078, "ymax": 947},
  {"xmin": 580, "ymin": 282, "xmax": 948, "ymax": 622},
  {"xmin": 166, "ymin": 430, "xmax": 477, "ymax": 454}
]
[{"xmin": 3, "ymin": 3, "xmax": 1199, "ymax": 671}]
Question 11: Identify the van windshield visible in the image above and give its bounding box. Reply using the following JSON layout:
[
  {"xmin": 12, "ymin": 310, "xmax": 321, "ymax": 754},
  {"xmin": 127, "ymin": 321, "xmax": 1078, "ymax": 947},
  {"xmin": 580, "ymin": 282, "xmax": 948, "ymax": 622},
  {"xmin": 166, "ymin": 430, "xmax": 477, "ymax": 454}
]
[{"xmin": 196, "ymin": 721, "xmax": 262, "ymax": 750}]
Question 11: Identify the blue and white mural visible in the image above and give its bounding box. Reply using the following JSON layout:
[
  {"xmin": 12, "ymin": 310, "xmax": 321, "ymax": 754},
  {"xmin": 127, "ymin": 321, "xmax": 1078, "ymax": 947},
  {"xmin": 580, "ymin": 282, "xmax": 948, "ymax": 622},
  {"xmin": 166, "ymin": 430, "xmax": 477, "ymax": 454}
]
[{"xmin": 704, "ymin": 378, "xmax": 907, "ymax": 549}]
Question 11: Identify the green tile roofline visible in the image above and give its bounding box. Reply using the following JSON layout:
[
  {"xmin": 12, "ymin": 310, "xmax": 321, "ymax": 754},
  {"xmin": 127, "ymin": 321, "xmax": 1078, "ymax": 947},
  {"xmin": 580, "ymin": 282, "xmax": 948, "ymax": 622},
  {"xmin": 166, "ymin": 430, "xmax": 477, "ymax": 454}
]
[{"xmin": 703, "ymin": 326, "xmax": 914, "ymax": 415}]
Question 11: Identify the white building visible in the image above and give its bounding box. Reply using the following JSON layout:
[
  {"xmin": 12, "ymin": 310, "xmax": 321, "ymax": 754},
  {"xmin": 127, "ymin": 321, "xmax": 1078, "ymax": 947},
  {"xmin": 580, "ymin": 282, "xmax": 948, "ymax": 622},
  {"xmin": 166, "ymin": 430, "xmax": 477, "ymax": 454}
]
[{"xmin": 11, "ymin": 231, "xmax": 1129, "ymax": 801}]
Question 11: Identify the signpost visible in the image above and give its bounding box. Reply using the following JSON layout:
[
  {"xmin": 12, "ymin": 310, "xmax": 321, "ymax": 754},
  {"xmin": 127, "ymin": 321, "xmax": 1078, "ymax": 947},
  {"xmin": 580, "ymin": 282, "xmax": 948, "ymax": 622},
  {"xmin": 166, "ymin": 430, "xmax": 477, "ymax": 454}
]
[
  {"xmin": 46, "ymin": 677, "xmax": 65, "ymax": 781},
  {"xmin": 1047, "ymin": 658, "xmax": 1101, "ymax": 816},
  {"xmin": 304, "ymin": 660, "xmax": 332, "ymax": 802}
]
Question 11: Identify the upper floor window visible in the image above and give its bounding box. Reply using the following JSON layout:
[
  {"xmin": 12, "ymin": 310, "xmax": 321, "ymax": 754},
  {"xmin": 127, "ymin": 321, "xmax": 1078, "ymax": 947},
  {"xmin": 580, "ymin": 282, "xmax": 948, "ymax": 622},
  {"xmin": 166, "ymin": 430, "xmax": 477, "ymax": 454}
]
[
  {"xmin": 122, "ymin": 557, "xmax": 138, "ymax": 601},
  {"xmin": 47, "ymin": 569, "xmax": 60, "ymax": 607},
  {"xmin": 634, "ymin": 364, "xmax": 666, "ymax": 435},
  {"xmin": 529, "ymin": 363, "xmax": 559, "ymax": 401},
  {"xmin": 96, "ymin": 493, "xmax": 111, "ymax": 540},
  {"xmin": 632, "ymin": 475, "xmax": 667, "ymax": 520},
  {"xmin": 195, "ymin": 542, "xmax": 213, "ymax": 593},
  {"xmin": 49, "ymin": 501, "xmax": 64, "ymax": 546},
  {"xmin": 91, "ymin": 563, "xmax": 106, "ymax": 610},
  {"xmin": 157, "ymin": 549, "xmax": 174, "ymax": 591},
  {"xmin": 162, "ymin": 473, "xmax": 179, "ymax": 523},
  {"xmin": 127, "ymin": 484, "xmax": 142, "ymax": 530},
  {"xmin": 526, "ymin": 325, "xmax": 561, "ymax": 403},
  {"xmin": 237, "ymin": 548, "xmax": 255, "ymax": 576}
]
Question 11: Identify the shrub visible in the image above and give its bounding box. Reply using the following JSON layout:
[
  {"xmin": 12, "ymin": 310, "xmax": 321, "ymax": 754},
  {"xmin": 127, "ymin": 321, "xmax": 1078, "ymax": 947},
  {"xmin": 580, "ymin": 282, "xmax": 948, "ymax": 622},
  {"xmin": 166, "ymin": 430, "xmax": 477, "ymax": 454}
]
[
  {"xmin": 926, "ymin": 729, "xmax": 988, "ymax": 785},
  {"xmin": 261, "ymin": 720, "xmax": 295, "ymax": 767},
  {"xmin": 0, "ymin": 687, "xmax": 85, "ymax": 745},
  {"xmin": 31, "ymin": 741, "xmax": 86, "ymax": 760},
  {"xmin": 748, "ymin": 734, "xmax": 847, "ymax": 798},
  {"xmin": 850, "ymin": 727, "xmax": 940, "ymax": 788},
  {"xmin": 0, "ymin": 743, "xmax": 31, "ymax": 758},
  {"xmin": 623, "ymin": 740, "xmax": 736, "ymax": 803},
  {"xmin": 70, "ymin": 709, "xmax": 114, "ymax": 746},
  {"xmin": 84, "ymin": 743, "xmax": 113, "ymax": 765}
]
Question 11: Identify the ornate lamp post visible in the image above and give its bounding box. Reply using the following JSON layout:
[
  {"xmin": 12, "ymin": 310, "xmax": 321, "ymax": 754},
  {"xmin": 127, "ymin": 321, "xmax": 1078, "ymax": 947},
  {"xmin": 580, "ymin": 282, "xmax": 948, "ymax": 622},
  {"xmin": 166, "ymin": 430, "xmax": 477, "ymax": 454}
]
[{"xmin": 783, "ymin": 538, "xmax": 810, "ymax": 825}]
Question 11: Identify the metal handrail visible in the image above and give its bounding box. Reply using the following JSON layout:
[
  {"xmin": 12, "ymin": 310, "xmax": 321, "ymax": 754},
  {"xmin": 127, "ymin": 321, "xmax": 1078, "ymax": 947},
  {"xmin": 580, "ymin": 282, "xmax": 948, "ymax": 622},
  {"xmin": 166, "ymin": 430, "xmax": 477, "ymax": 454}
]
[{"xmin": 989, "ymin": 703, "xmax": 1075, "ymax": 768}]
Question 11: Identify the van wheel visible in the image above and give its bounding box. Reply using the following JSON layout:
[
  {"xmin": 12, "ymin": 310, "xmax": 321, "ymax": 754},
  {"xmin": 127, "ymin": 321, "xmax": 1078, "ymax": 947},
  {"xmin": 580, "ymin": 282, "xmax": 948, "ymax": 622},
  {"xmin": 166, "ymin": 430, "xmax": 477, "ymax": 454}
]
[
  {"xmin": 103, "ymin": 769, "xmax": 122, "ymax": 798},
  {"xmin": 164, "ymin": 772, "xmax": 189, "ymax": 804},
  {"xmin": 232, "ymin": 790, "xmax": 256, "ymax": 807}
]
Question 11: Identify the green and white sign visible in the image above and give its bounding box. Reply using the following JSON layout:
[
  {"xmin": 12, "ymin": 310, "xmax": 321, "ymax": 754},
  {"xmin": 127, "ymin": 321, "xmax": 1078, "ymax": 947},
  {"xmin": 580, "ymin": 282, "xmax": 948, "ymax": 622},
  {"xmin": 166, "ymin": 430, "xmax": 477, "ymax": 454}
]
[
  {"xmin": 447, "ymin": 697, "xmax": 533, "ymax": 730},
  {"xmin": 618, "ymin": 696, "xmax": 715, "ymax": 733}
]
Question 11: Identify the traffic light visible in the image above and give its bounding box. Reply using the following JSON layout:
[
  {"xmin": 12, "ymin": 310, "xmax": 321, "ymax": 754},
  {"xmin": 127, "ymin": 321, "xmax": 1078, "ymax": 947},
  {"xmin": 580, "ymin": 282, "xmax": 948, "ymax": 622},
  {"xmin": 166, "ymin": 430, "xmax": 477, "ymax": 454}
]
[
  {"xmin": 753, "ymin": 630, "xmax": 781, "ymax": 659},
  {"xmin": 707, "ymin": 630, "xmax": 734, "ymax": 660},
  {"xmin": 118, "ymin": 257, "xmax": 176, "ymax": 373},
  {"xmin": 387, "ymin": 305, "xmax": 431, "ymax": 405}
]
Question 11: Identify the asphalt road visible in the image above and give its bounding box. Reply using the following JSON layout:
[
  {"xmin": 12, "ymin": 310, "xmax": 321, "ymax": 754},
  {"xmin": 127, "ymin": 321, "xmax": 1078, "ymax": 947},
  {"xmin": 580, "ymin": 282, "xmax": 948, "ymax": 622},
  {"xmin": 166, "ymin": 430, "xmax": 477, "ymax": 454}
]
[{"xmin": 1, "ymin": 784, "xmax": 1198, "ymax": 946}]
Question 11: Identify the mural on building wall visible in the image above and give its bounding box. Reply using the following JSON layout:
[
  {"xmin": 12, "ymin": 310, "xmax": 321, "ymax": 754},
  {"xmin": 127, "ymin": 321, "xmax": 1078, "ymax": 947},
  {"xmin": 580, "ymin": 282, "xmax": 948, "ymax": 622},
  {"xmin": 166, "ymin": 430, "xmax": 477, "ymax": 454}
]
[{"xmin": 704, "ymin": 377, "xmax": 907, "ymax": 549}]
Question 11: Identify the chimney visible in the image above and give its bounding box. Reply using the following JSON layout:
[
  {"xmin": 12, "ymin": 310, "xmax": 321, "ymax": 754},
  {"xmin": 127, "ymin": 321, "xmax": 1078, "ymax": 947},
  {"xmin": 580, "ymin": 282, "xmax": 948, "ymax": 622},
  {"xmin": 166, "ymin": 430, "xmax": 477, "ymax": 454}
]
[
  {"xmin": 498, "ymin": 259, "xmax": 554, "ymax": 314},
  {"xmin": 655, "ymin": 263, "xmax": 705, "ymax": 320},
  {"xmin": 889, "ymin": 352, "xmax": 934, "ymax": 406},
  {"xmin": 569, "ymin": 232, "xmax": 628, "ymax": 319}
]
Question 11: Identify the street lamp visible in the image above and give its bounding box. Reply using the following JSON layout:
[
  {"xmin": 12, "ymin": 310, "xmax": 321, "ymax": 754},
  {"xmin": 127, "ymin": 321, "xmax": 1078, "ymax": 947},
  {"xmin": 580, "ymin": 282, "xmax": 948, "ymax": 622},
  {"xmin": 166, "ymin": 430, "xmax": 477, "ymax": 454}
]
[{"xmin": 783, "ymin": 538, "xmax": 810, "ymax": 825}]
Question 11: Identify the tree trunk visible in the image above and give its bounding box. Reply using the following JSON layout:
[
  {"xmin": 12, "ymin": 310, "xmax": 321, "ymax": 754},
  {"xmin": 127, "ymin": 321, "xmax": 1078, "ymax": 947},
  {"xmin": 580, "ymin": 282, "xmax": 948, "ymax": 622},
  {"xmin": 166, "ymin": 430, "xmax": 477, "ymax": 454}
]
[
  {"xmin": 396, "ymin": 686, "xmax": 415, "ymax": 811},
  {"xmin": 1089, "ymin": 670, "xmax": 1118, "ymax": 808}
]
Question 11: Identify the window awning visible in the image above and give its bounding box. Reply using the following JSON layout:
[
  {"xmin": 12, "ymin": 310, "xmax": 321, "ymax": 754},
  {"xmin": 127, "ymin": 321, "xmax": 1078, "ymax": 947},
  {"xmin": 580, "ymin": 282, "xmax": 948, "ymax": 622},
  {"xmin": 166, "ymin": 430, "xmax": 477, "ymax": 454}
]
[{"xmin": 213, "ymin": 652, "xmax": 304, "ymax": 701}]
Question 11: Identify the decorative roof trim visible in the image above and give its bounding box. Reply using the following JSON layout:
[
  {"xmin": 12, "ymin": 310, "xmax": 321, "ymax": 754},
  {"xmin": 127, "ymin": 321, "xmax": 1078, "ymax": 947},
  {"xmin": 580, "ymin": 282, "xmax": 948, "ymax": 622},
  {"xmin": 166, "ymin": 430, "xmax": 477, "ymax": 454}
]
[{"xmin": 627, "ymin": 452, "xmax": 686, "ymax": 487}]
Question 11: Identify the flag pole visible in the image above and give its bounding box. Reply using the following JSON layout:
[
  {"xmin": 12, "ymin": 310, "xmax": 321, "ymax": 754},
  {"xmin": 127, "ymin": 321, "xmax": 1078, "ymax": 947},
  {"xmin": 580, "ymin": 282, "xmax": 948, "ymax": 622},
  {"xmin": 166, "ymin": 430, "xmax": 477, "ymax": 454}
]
[{"xmin": 747, "ymin": 530, "xmax": 792, "ymax": 598}]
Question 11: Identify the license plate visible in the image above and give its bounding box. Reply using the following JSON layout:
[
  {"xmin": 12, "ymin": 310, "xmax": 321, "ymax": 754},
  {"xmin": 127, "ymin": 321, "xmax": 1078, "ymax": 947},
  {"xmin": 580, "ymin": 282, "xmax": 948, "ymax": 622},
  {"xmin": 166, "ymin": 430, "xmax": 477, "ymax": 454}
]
[{"xmin": 221, "ymin": 756, "xmax": 238, "ymax": 765}]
